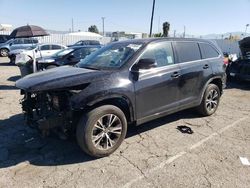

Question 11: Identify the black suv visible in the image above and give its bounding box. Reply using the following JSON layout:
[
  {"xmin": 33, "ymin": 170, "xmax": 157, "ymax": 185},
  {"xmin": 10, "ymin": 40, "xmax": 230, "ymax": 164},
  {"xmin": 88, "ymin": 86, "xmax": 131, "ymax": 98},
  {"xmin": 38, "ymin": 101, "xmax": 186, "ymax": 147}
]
[{"xmin": 16, "ymin": 38, "xmax": 226, "ymax": 157}]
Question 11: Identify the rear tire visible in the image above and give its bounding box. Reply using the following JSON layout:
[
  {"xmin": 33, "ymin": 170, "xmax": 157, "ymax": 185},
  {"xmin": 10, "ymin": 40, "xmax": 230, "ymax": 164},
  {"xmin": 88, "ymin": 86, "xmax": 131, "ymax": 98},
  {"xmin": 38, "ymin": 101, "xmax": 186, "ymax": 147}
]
[
  {"xmin": 197, "ymin": 84, "xmax": 220, "ymax": 116},
  {"xmin": 76, "ymin": 105, "xmax": 127, "ymax": 157}
]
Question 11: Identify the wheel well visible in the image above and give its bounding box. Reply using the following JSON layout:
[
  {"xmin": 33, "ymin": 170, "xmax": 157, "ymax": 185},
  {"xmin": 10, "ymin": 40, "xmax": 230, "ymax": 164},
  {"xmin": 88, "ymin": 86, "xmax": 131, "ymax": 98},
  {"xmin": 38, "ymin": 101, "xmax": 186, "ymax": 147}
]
[
  {"xmin": 210, "ymin": 78, "xmax": 222, "ymax": 94},
  {"xmin": 0, "ymin": 48, "xmax": 9, "ymax": 51},
  {"xmin": 87, "ymin": 97, "xmax": 134, "ymax": 124}
]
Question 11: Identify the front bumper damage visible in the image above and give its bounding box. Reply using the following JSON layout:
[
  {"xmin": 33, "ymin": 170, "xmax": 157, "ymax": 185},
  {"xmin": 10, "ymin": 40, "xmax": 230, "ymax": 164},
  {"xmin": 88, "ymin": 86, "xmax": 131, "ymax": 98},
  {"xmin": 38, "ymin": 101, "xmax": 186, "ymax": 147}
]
[{"xmin": 21, "ymin": 91, "xmax": 76, "ymax": 136}]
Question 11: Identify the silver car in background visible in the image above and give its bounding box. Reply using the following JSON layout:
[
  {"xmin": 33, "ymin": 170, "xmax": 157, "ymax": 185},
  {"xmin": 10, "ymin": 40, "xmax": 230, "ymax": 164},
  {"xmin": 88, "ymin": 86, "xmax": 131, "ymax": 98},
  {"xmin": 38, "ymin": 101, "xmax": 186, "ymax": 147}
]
[{"xmin": 0, "ymin": 38, "xmax": 39, "ymax": 57}]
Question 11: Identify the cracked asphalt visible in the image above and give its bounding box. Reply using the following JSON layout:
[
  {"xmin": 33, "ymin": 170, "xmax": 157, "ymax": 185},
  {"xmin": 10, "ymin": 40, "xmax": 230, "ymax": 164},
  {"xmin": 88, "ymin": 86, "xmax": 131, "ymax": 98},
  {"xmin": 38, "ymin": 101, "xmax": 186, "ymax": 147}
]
[{"xmin": 0, "ymin": 57, "xmax": 250, "ymax": 188}]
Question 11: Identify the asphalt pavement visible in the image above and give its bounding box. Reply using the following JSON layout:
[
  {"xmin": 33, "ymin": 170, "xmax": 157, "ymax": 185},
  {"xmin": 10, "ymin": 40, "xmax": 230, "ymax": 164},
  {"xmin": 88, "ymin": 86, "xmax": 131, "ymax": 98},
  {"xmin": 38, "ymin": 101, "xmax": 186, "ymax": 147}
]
[{"xmin": 0, "ymin": 57, "xmax": 250, "ymax": 188}]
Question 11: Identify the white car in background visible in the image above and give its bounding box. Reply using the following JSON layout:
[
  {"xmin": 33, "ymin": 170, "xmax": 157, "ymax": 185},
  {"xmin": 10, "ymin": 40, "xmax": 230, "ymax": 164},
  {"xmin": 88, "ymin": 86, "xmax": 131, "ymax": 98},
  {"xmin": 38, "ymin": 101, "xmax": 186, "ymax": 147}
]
[{"xmin": 8, "ymin": 43, "xmax": 67, "ymax": 64}]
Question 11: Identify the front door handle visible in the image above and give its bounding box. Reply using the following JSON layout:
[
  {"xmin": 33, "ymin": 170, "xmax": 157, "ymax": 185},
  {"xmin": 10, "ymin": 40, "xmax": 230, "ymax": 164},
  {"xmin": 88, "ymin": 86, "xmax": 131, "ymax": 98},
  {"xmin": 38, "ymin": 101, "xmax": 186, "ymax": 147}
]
[
  {"xmin": 203, "ymin": 64, "xmax": 209, "ymax": 69},
  {"xmin": 171, "ymin": 71, "xmax": 180, "ymax": 78}
]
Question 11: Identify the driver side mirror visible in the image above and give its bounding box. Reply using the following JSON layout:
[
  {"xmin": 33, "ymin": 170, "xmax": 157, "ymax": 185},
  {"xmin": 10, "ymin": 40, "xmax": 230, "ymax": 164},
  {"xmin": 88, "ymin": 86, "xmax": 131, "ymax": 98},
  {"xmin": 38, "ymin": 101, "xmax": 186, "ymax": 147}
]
[
  {"xmin": 133, "ymin": 58, "xmax": 157, "ymax": 71},
  {"xmin": 9, "ymin": 43, "xmax": 13, "ymax": 46}
]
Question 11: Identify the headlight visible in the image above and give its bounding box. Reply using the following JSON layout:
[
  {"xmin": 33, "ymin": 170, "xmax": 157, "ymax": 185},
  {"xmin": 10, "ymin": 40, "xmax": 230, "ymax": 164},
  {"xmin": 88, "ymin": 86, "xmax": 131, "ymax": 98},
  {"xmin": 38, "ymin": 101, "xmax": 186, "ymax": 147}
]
[{"xmin": 38, "ymin": 59, "xmax": 55, "ymax": 63}]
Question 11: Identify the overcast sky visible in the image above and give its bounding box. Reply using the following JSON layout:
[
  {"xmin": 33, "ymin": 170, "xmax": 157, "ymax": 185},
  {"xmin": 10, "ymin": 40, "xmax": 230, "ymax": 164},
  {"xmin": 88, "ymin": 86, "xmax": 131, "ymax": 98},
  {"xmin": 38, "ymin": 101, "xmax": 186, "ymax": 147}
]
[{"xmin": 0, "ymin": 0, "xmax": 250, "ymax": 35}]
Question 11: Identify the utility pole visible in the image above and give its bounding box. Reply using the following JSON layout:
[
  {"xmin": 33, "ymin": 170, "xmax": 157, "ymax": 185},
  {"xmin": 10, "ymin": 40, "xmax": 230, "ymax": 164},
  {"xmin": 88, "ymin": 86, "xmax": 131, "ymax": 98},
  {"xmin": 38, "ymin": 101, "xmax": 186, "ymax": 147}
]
[
  {"xmin": 173, "ymin": 30, "xmax": 176, "ymax": 38},
  {"xmin": 149, "ymin": 0, "xmax": 155, "ymax": 37},
  {"xmin": 245, "ymin": 24, "xmax": 249, "ymax": 36},
  {"xmin": 71, "ymin": 18, "xmax": 74, "ymax": 32},
  {"xmin": 183, "ymin": 25, "xmax": 186, "ymax": 38},
  {"xmin": 102, "ymin": 17, "xmax": 105, "ymax": 36}
]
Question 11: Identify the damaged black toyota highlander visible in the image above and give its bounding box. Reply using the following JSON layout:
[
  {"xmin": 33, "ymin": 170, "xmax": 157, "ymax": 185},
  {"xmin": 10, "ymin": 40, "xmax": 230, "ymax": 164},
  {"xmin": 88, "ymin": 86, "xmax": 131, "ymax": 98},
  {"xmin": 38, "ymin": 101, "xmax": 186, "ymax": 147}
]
[{"xmin": 16, "ymin": 38, "xmax": 226, "ymax": 157}]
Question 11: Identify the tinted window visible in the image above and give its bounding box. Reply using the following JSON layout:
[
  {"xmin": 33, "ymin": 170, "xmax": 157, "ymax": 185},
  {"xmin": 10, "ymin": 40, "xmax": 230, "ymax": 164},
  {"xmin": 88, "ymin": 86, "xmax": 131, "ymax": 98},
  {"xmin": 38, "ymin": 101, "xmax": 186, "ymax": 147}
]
[
  {"xmin": 51, "ymin": 45, "xmax": 63, "ymax": 50},
  {"xmin": 75, "ymin": 40, "xmax": 100, "ymax": 45},
  {"xmin": 199, "ymin": 43, "xmax": 219, "ymax": 59},
  {"xmin": 77, "ymin": 48, "xmax": 98, "ymax": 58},
  {"xmin": 23, "ymin": 39, "xmax": 32, "ymax": 44},
  {"xmin": 40, "ymin": 45, "xmax": 50, "ymax": 50},
  {"xmin": 140, "ymin": 41, "xmax": 174, "ymax": 68},
  {"xmin": 175, "ymin": 42, "xmax": 201, "ymax": 63},
  {"xmin": 13, "ymin": 39, "xmax": 23, "ymax": 44},
  {"xmin": 32, "ymin": 39, "xmax": 39, "ymax": 43}
]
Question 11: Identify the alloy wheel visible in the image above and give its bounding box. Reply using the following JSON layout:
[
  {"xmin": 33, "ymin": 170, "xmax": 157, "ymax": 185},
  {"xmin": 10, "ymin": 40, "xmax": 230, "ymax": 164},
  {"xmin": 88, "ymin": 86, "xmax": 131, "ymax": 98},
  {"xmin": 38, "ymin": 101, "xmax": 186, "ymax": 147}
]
[
  {"xmin": 91, "ymin": 114, "xmax": 122, "ymax": 150},
  {"xmin": 205, "ymin": 89, "xmax": 219, "ymax": 112},
  {"xmin": 0, "ymin": 49, "xmax": 8, "ymax": 57}
]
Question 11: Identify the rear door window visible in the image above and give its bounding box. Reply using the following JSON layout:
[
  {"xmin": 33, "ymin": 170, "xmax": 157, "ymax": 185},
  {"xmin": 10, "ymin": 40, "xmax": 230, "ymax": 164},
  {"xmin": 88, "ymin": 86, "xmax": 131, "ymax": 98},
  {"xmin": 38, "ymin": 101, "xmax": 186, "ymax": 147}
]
[
  {"xmin": 175, "ymin": 42, "xmax": 201, "ymax": 63},
  {"xmin": 40, "ymin": 45, "xmax": 50, "ymax": 51},
  {"xmin": 23, "ymin": 39, "xmax": 32, "ymax": 44},
  {"xmin": 51, "ymin": 45, "xmax": 63, "ymax": 50},
  {"xmin": 140, "ymin": 41, "xmax": 174, "ymax": 68},
  {"xmin": 199, "ymin": 43, "xmax": 219, "ymax": 59},
  {"xmin": 13, "ymin": 39, "xmax": 23, "ymax": 44},
  {"xmin": 32, "ymin": 39, "xmax": 39, "ymax": 43}
]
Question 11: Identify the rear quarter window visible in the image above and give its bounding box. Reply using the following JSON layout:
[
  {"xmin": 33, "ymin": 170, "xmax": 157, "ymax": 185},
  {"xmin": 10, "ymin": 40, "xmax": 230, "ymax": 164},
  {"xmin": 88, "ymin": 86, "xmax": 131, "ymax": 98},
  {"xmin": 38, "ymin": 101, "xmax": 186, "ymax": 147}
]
[
  {"xmin": 199, "ymin": 43, "xmax": 219, "ymax": 59},
  {"xmin": 175, "ymin": 42, "xmax": 201, "ymax": 63}
]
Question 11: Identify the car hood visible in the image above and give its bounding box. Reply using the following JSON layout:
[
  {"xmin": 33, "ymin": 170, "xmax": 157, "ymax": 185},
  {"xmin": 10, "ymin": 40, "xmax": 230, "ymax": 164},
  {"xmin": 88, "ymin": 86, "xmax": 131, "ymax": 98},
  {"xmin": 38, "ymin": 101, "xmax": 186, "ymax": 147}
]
[
  {"xmin": 37, "ymin": 56, "xmax": 58, "ymax": 64},
  {"xmin": 16, "ymin": 66, "xmax": 107, "ymax": 92}
]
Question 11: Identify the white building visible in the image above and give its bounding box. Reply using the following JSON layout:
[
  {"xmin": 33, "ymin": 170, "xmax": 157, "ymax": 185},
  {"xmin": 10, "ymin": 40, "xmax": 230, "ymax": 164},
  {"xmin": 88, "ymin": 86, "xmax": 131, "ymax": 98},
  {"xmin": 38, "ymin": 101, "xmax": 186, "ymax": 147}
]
[{"xmin": 0, "ymin": 24, "xmax": 13, "ymax": 31}]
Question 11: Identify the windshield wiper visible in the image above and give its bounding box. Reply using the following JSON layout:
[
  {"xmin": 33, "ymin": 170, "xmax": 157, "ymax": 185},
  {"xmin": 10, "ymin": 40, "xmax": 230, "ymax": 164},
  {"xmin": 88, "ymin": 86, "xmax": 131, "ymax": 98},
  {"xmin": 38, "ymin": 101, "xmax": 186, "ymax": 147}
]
[{"xmin": 80, "ymin": 65, "xmax": 100, "ymax": 70}]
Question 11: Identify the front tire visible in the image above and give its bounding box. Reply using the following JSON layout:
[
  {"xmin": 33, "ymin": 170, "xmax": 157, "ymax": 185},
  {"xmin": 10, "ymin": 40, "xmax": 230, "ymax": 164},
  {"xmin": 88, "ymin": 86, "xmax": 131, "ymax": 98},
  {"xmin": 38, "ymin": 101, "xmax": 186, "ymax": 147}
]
[
  {"xmin": 197, "ymin": 84, "xmax": 220, "ymax": 116},
  {"xmin": 9, "ymin": 55, "xmax": 16, "ymax": 65},
  {"xmin": 76, "ymin": 105, "xmax": 127, "ymax": 157},
  {"xmin": 0, "ymin": 48, "xmax": 9, "ymax": 57}
]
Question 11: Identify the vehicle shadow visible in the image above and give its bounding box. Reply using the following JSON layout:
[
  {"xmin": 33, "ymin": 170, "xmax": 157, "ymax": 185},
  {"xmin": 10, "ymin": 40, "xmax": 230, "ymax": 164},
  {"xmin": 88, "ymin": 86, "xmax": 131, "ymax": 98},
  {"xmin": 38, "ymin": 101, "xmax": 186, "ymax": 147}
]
[
  {"xmin": 225, "ymin": 80, "xmax": 250, "ymax": 90},
  {"xmin": 0, "ymin": 109, "xmax": 199, "ymax": 168},
  {"xmin": 0, "ymin": 62, "xmax": 13, "ymax": 66},
  {"xmin": 126, "ymin": 109, "xmax": 197, "ymax": 138},
  {"xmin": 0, "ymin": 85, "xmax": 18, "ymax": 90},
  {"xmin": 7, "ymin": 75, "xmax": 21, "ymax": 82}
]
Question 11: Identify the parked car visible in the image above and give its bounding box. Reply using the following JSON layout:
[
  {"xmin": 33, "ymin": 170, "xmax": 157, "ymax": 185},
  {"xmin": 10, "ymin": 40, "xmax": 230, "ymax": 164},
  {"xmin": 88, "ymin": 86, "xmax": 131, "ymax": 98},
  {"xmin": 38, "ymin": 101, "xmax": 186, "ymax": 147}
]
[
  {"xmin": 227, "ymin": 54, "xmax": 250, "ymax": 81},
  {"xmin": 68, "ymin": 40, "xmax": 101, "ymax": 47},
  {"xmin": 0, "ymin": 34, "xmax": 10, "ymax": 44},
  {"xmin": 8, "ymin": 43, "xmax": 67, "ymax": 64},
  {"xmin": 38, "ymin": 45, "xmax": 101, "ymax": 70},
  {"xmin": 15, "ymin": 38, "xmax": 226, "ymax": 157},
  {"xmin": 0, "ymin": 38, "xmax": 39, "ymax": 57}
]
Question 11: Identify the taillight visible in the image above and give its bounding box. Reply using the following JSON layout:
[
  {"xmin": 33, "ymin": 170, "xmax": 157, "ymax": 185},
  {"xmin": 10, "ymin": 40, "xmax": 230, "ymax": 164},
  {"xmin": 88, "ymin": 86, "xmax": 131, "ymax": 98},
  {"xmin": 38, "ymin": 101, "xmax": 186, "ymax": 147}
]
[{"xmin": 223, "ymin": 58, "xmax": 229, "ymax": 65}]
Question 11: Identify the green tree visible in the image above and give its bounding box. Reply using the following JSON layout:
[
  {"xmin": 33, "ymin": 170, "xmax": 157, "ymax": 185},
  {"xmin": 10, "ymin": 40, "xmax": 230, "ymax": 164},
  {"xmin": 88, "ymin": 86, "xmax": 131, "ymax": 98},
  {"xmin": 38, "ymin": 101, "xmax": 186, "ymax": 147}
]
[
  {"xmin": 162, "ymin": 22, "xmax": 170, "ymax": 37},
  {"xmin": 88, "ymin": 25, "xmax": 99, "ymax": 34},
  {"xmin": 154, "ymin": 33, "xmax": 162, "ymax": 37}
]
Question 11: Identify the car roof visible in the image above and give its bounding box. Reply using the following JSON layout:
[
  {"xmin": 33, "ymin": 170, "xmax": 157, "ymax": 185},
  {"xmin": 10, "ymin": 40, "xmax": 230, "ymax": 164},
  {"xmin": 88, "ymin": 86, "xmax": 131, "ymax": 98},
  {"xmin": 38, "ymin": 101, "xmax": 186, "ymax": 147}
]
[
  {"xmin": 68, "ymin": 45, "xmax": 101, "ymax": 49},
  {"xmin": 38, "ymin": 43, "xmax": 65, "ymax": 46},
  {"xmin": 112, "ymin": 37, "xmax": 215, "ymax": 45}
]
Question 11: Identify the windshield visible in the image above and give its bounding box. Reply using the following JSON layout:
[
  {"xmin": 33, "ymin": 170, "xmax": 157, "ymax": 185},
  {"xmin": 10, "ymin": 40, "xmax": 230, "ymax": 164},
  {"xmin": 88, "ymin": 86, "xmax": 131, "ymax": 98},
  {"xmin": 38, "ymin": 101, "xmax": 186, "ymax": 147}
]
[
  {"xmin": 76, "ymin": 42, "xmax": 143, "ymax": 69},
  {"xmin": 53, "ymin": 48, "xmax": 74, "ymax": 57}
]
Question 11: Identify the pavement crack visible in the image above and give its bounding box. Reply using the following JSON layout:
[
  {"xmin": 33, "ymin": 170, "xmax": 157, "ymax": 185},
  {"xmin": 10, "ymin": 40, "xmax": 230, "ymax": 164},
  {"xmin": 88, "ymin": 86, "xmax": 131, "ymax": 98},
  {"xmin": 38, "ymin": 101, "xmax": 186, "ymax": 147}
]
[{"xmin": 120, "ymin": 154, "xmax": 147, "ymax": 179}]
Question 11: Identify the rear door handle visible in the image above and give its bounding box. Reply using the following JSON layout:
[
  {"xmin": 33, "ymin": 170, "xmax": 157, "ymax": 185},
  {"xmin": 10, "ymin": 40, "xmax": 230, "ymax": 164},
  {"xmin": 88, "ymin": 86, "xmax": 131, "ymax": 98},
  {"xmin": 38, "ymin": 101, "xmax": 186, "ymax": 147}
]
[
  {"xmin": 203, "ymin": 64, "xmax": 209, "ymax": 69},
  {"xmin": 171, "ymin": 71, "xmax": 180, "ymax": 78}
]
